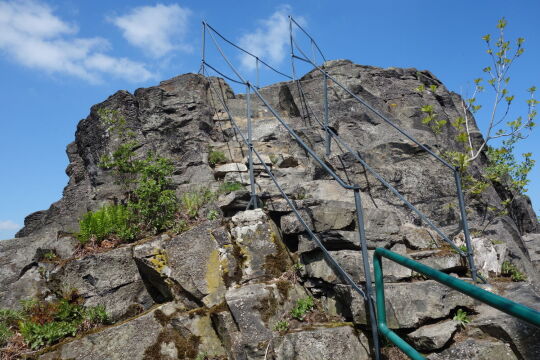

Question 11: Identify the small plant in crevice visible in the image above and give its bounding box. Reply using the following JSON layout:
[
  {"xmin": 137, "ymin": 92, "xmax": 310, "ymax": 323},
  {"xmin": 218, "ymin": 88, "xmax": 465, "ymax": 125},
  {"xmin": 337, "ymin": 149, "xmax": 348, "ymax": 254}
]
[
  {"xmin": 453, "ymin": 308, "xmax": 471, "ymax": 327},
  {"xmin": 501, "ymin": 260, "xmax": 526, "ymax": 282},
  {"xmin": 208, "ymin": 149, "xmax": 227, "ymax": 166},
  {"xmin": 217, "ymin": 181, "xmax": 244, "ymax": 194},
  {"xmin": 269, "ymin": 154, "xmax": 279, "ymax": 165},
  {"xmin": 207, "ymin": 209, "xmax": 220, "ymax": 221},
  {"xmin": 181, "ymin": 188, "xmax": 215, "ymax": 219},
  {"xmin": 290, "ymin": 296, "xmax": 315, "ymax": 321},
  {"xmin": 273, "ymin": 320, "xmax": 289, "ymax": 333}
]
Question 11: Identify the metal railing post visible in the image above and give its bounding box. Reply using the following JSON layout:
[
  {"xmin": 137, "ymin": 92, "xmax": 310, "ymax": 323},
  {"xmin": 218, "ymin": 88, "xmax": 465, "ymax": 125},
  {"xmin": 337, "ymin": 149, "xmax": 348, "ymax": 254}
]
[
  {"xmin": 256, "ymin": 58, "xmax": 260, "ymax": 89},
  {"xmin": 454, "ymin": 169, "xmax": 478, "ymax": 282},
  {"xmin": 199, "ymin": 22, "xmax": 206, "ymax": 74},
  {"xmin": 323, "ymin": 72, "xmax": 330, "ymax": 156},
  {"xmin": 247, "ymin": 84, "xmax": 258, "ymax": 209},
  {"xmin": 353, "ymin": 188, "xmax": 381, "ymax": 360}
]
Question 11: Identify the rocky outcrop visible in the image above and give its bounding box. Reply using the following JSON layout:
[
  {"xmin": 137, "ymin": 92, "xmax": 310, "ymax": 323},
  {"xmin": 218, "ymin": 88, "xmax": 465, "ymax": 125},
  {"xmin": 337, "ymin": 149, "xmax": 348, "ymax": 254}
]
[{"xmin": 2, "ymin": 61, "xmax": 540, "ymax": 359}]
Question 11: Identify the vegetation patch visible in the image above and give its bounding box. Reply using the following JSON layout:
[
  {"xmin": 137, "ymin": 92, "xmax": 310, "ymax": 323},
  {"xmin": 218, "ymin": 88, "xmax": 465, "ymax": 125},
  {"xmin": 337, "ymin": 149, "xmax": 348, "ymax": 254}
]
[
  {"xmin": 501, "ymin": 261, "xmax": 526, "ymax": 281},
  {"xmin": 217, "ymin": 181, "xmax": 244, "ymax": 194},
  {"xmin": 290, "ymin": 297, "xmax": 315, "ymax": 321},
  {"xmin": 75, "ymin": 110, "xmax": 224, "ymax": 256},
  {"xmin": 208, "ymin": 149, "xmax": 227, "ymax": 166},
  {"xmin": 77, "ymin": 204, "xmax": 135, "ymax": 245},
  {"xmin": 0, "ymin": 296, "xmax": 109, "ymax": 355},
  {"xmin": 453, "ymin": 308, "xmax": 471, "ymax": 327}
]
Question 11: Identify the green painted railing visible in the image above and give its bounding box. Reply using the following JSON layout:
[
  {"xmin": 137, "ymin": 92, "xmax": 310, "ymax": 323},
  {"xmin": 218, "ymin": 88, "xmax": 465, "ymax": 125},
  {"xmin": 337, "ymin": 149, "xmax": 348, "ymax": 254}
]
[{"xmin": 373, "ymin": 247, "xmax": 540, "ymax": 360}]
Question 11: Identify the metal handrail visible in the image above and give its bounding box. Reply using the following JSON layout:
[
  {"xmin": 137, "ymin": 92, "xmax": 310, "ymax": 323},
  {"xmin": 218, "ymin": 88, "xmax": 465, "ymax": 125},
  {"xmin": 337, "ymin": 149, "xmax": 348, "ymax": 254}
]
[
  {"xmin": 288, "ymin": 16, "xmax": 480, "ymax": 283},
  {"xmin": 199, "ymin": 18, "xmax": 490, "ymax": 358},
  {"xmin": 373, "ymin": 247, "xmax": 540, "ymax": 359},
  {"xmin": 204, "ymin": 65, "xmax": 381, "ymax": 359},
  {"xmin": 292, "ymin": 79, "xmax": 467, "ymax": 256}
]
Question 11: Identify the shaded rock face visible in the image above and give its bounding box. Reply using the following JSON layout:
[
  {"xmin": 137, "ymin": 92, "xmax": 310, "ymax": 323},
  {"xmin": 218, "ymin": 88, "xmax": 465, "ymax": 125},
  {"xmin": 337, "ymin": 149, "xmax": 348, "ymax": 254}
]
[
  {"xmin": 16, "ymin": 74, "xmax": 220, "ymax": 239},
  {"xmin": 1, "ymin": 62, "xmax": 540, "ymax": 359}
]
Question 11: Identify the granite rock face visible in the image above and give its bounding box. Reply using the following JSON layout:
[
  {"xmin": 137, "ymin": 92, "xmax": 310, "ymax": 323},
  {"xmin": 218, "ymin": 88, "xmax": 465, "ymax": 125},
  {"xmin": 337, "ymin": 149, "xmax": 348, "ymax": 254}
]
[{"xmin": 2, "ymin": 61, "xmax": 540, "ymax": 359}]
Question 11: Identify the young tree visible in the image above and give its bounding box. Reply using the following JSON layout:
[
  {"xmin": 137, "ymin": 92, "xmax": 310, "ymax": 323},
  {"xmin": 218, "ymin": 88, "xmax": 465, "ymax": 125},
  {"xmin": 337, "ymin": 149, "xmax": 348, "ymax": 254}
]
[{"xmin": 420, "ymin": 17, "xmax": 538, "ymax": 194}]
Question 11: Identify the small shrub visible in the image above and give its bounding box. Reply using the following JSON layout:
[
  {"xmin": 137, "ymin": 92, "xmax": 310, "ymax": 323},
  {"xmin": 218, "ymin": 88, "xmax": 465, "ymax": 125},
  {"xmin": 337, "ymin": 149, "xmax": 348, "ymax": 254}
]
[
  {"xmin": 273, "ymin": 320, "xmax": 289, "ymax": 332},
  {"xmin": 290, "ymin": 296, "xmax": 314, "ymax": 321},
  {"xmin": 453, "ymin": 308, "xmax": 471, "ymax": 327},
  {"xmin": 129, "ymin": 155, "xmax": 178, "ymax": 233},
  {"xmin": 77, "ymin": 204, "xmax": 135, "ymax": 244},
  {"xmin": 218, "ymin": 181, "xmax": 244, "ymax": 194},
  {"xmin": 501, "ymin": 261, "xmax": 526, "ymax": 281},
  {"xmin": 208, "ymin": 150, "xmax": 227, "ymax": 166}
]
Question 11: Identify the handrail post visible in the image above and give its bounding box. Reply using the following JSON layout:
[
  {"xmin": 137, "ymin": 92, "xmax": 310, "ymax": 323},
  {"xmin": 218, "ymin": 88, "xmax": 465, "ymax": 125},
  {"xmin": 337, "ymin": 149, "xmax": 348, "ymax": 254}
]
[
  {"xmin": 311, "ymin": 39, "xmax": 317, "ymax": 65},
  {"xmin": 247, "ymin": 84, "xmax": 258, "ymax": 209},
  {"xmin": 353, "ymin": 187, "xmax": 381, "ymax": 360},
  {"xmin": 256, "ymin": 57, "xmax": 260, "ymax": 89},
  {"xmin": 323, "ymin": 72, "xmax": 331, "ymax": 156},
  {"xmin": 200, "ymin": 21, "xmax": 206, "ymax": 74},
  {"xmin": 454, "ymin": 169, "xmax": 478, "ymax": 282}
]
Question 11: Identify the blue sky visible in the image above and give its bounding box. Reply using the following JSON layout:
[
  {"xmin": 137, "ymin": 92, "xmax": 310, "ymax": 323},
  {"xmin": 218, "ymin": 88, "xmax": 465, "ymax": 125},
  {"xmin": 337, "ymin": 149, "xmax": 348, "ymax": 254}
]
[{"xmin": 1, "ymin": 0, "xmax": 539, "ymax": 239}]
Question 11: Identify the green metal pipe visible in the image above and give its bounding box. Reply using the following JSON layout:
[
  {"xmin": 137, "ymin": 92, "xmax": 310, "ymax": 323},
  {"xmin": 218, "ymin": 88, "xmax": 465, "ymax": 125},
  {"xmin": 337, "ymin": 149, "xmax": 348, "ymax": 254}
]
[
  {"xmin": 373, "ymin": 247, "xmax": 540, "ymax": 360},
  {"xmin": 375, "ymin": 248, "xmax": 540, "ymax": 327}
]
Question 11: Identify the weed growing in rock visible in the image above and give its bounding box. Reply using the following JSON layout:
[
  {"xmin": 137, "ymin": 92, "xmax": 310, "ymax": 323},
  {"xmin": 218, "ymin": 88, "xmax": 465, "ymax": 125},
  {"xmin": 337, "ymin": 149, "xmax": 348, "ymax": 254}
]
[
  {"xmin": 290, "ymin": 296, "xmax": 314, "ymax": 321},
  {"xmin": 195, "ymin": 352, "xmax": 208, "ymax": 360},
  {"xmin": 207, "ymin": 209, "xmax": 220, "ymax": 220},
  {"xmin": 181, "ymin": 188, "xmax": 214, "ymax": 219},
  {"xmin": 41, "ymin": 251, "xmax": 58, "ymax": 261},
  {"xmin": 218, "ymin": 181, "xmax": 244, "ymax": 194},
  {"xmin": 453, "ymin": 308, "xmax": 471, "ymax": 327},
  {"xmin": 501, "ymin": 261, "xmax": 526, "ymax": 281},
  {"xmin": 208, "ymin": 149, "xmax": 227, "ymax": 166},
  {"xmin": 0, "ymin": 297, "xmax": 109, "ymax": 352},
  {"xmin": 273, "ymin": 320, "xmax": 289, "ymax": 332}
]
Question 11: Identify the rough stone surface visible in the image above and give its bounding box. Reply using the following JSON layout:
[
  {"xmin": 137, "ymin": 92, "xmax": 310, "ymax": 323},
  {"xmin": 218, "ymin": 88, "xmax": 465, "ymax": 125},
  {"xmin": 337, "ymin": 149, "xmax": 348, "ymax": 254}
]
[
  {"xmin": 230, "ymin": 209, "xmax": 293, "ymax": 282},
  {"xmin": 334, "ymin": 280, "xmax": 476, "ymax": 328},
  {"xmin": 49, "ymin": 246, "xmax": 153, "ymax": 321},
  {"xmin": 402, "ymin": 223, "xmax": 440, "ymax": 250},
  {"xmin": 271, "ymin": 325, "xmax": 371, "ymax": 360},
  {"xmin": 39, "ymin": 307, "xmax": 164, "ymax": 360},
  {"xmin": 469, "ymin": 282, "xmax": 540, "ymax": 360},
  {"xmin": 225, "ymin": 282, "xmax": 309, "ymax": 358},
  {"xmin": 428, "ymin": 338, "xmax": 518, "ymax": 360},
  {"xmin": 3, "ymin": 61, "xmax": 540, "ymax": 359},
  {"xmin": 406, "ymin": 320, "xmax": 459, "ymax": 351},
  {"xmin": 522, "ymin": 233, "xmax": 540, "ymax": 272}
]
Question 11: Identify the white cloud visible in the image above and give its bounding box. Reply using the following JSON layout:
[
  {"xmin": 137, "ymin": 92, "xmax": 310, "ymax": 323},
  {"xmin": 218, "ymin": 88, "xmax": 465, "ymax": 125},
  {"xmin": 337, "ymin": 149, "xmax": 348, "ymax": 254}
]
[
  {"xmin": 0, "ymin": 0, "xmax": 154, "ymax": 83},
  {"xmin": 0, "ymin": 220, "xmax": 20, "ymax": 231},
  {"xmin": 110, "ymin": 4, "xmax": 192, "ymax": 58},
  {"xmin": 238, "ymin": 5, "xmax": 304, "ymax": 71}
]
